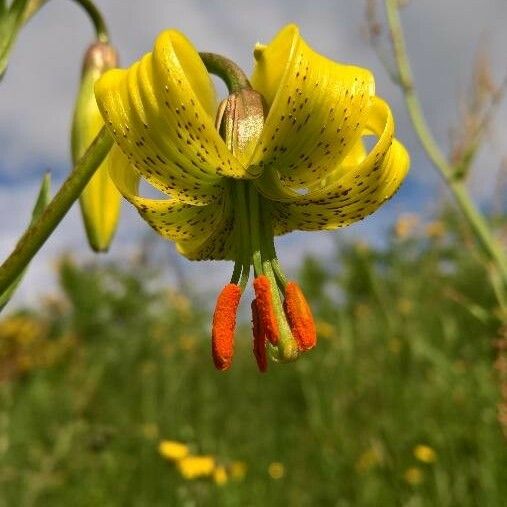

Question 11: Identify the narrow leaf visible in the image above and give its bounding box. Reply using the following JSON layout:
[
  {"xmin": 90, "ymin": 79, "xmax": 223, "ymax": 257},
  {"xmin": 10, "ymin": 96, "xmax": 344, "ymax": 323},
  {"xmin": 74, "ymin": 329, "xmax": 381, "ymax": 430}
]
[
  {"xmin": 0, "ymin": 0, "xmax": 31, "ymax": 79},
  {"xmin": 0, "ymin": 172, "xmax": 51, "ymax": 311}
]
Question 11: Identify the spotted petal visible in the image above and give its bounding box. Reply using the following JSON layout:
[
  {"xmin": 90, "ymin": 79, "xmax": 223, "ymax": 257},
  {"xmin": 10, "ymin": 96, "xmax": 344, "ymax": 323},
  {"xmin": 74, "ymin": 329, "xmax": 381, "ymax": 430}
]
[
  {"xmin": 250, "ymin": 24, "xmax": 375, "ymax": 187},
  {"xmin": 109, "ymin": 146, "xmax": 225, "ymax": 242},
  {"xmin": 175, "ymin": 210, "xmax": 237, "ymax": 261},
  {"xmin": 109, "ymin": 146, "xmax": 234, "ymax": 260},
  {"xmin": 95, "ymin": 30, "xmax": 252, "ymax": 206},
  {"xmin": 257, "ymin": 97, "xmax": 409, "ymax": 233}
]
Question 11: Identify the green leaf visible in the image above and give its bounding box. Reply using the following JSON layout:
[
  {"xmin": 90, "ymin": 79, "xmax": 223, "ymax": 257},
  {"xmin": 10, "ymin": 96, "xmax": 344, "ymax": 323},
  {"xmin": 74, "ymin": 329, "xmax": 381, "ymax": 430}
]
[
  {"xmin": 0, "ymin": 172, "xmax": 51, "ymax": 312},
  {"xmin": 0, "ymin": 0, "xmax": 31, "ymax": 79}
]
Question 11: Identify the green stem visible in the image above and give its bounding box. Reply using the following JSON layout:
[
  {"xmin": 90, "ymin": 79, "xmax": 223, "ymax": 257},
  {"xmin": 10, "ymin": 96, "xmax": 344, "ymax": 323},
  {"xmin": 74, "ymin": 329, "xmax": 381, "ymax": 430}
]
[
  {"xmin": 69, "ymin": 0, "xmax": 110, "ymax": 42},
  {"xmin": 232, "ymin": 181, "xmax": 251, "ymax": 289},
  {"xmin": 24, "ymin": 0, "xmax": 109, "ymax": 42},
  {"xmin": 248, "ymin": 183, "xmax": 263, "ymax": 276},
  {"xmin": 230, "ymin": 259, "xmax": 242, "ymax": 285},
  {"xmin": 385, "ymin": 0, "xmax": 507, "ymax": 291},
  {"xmin": 259, "ymin": 204, "xmax": 288, "ymax": 288},
  {"xmin": 199, "ymin": 52, "xmax": 251, "ymax": 93},
  {"xmin": 0, "ymin": 127, "xmax": 113, "ymax": 294}
]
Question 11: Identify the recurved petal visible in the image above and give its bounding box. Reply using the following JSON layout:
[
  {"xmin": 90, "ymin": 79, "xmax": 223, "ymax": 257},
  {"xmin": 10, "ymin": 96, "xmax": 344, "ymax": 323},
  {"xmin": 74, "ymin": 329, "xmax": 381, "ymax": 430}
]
[
  {"xmin": 109, "ymin": 146, "xmax": 230, "ymax": 247},
  {"xmin": 95, "ymin": 30, "xmax": 249, "ymax": 205},
  {"xmin": 250, "ymin": 24, "xmax": 375, "ymax": 186},
  {"xmin": 175, "ymin": 206, "xmax": 237, "ymax": 261},
  {"xmin": 258, "ymin": 97, "xmax": 409, "ymax": 233}
]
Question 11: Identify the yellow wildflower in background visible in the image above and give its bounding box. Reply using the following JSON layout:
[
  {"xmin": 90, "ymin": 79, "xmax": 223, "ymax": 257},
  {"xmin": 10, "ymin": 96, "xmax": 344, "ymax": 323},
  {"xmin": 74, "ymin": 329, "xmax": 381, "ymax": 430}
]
[
  {"xmin": 394, "ymin": 213, "xmax": 419, "ymax": 239},
  {"xmin": 158, "ymin": 440, "xmax": 189, "ymax": 461},
  {"xmin": 268, "ymin": 462, "xmax": 285, "ymax": 479},
  {"xmin": 387, "ymin": 337, "xmax": 402, "ymax": 355},
  {"xmin": 397, "ymin": 298, "xmax": 413, "ymax": 315},
  {"xmin": 355, "ymin": 447, "xmax": 383, "ymax": 473},
  {"xmin": 177, "ymin": 455, "xmax": 216, "ymax": 480},
  {"xmin": 229, "ymin": 461, "xmax": 247, "ymax": 480},
  {"xmin": 315, "ymin": 320, "xmax": 336, "ymax": 340},
  {"xmin": 157, "ymin": 440, "xmax": 246, "ymax": 484},
  {"xmin": 213, "ymin": 466, "xmax": 228, "ymax": 486},
  {"xmin": 414, "ymin": 444, "xmax": 437, "ymax": 464},
  {"xmin": 165, "ymin": 290, "xmax": 192, "ymax": 320},
  {"xmin": 142, "ymin": 423, "xmax": 159, "ymax": 440},
  {"xmin": 425, "ymin": 220, "xmax": 446, "ymax": 239},
  {"xmin": 404, "ymin": 467, "xmax": 424, "ymax": 486},
  {"xmin": 179, "ymin": 334, "xmax": 197, "ymax": 352},
  {"xmin": 0, "ymin": 315, "xmax": 74, "ymax": 381}
]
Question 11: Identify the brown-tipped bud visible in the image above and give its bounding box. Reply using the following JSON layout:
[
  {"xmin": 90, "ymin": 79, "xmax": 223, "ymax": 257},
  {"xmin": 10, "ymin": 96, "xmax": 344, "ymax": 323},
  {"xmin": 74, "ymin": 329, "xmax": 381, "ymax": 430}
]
[
  {"xmin": 251, "ymin": 299, "xmax": 267, "ymax": 373},
  {"xmin": 211, "ymin": 284, "xmax": 242, "ymax": 370},
  {"xmin": 82, "ymin": 42, "xmax": 118, "ymax": 76},
  {"xmin": 283, "ymin": 282, "xmax": 317, "ymax": 351},
  {"xmin": 253, "ymin": 275, "xmax": 279, "ymax": 345},
  {"xmin": 216, "ymin": 89, "xmax": 265, "ymax": 167},
  {"xmin": 72, "ymin": 41, "xmax": 121, "ymax": 252}
]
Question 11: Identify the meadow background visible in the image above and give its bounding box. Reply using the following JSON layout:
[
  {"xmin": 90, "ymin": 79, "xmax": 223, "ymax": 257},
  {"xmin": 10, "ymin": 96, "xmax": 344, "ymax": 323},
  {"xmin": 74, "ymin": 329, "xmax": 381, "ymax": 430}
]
[
  {"xmin": 1, "ymin": 214, "xmax": 507, "ymax": 506},
  {"xmin": 1, "ymin": 1, "xmax": 507, "ymax": 506}
]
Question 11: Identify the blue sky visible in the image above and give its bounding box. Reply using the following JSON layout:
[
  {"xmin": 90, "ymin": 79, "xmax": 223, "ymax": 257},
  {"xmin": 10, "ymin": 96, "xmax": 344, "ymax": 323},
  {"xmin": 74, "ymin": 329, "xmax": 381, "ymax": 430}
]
[{"xmin": 0, "ymin": 0, "xmax": 506, "ymax": 306}]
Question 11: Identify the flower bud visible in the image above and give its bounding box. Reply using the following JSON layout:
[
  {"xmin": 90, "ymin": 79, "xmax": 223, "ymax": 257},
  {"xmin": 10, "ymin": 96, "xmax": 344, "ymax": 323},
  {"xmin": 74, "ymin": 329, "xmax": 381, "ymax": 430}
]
[
  {"xmin": 71, "ymin": 41, "xmax": 120, "ymax": 252},
  {"xmin": 216, "ymin": 88, "xmax": 265, "ymax": 166}
]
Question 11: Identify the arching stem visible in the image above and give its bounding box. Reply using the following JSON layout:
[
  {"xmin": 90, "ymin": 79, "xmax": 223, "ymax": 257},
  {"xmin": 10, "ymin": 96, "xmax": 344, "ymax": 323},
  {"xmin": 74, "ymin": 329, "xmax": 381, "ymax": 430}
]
[
  {"xmin": 385, "ymin": 0, "xmax": 507, "ymax": 297},
  {"xmin": 69, "ymin": 0, "xmax": 110, "ymax": 42},
  {"xmin": 199, "ymin": 52, "xmax": 251, "ymax": 93}
]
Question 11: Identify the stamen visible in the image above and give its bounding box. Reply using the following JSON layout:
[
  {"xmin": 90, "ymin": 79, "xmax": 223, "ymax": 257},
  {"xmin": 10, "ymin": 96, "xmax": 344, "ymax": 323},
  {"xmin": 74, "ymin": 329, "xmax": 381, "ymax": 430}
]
[
  {"xmin": 211, "ymin": 284, "xmax": 242, "ymax": 370},
  {"xmin": 283, "ymin": 282, "xmax": 317, "ymax": 351},
  {"xmin": 251, "ymin": 299, "xmax": 267, "ymax": 372},
  {"xmin": 253, "ymin": 275, "xmax": 279, "ymax": 345}
]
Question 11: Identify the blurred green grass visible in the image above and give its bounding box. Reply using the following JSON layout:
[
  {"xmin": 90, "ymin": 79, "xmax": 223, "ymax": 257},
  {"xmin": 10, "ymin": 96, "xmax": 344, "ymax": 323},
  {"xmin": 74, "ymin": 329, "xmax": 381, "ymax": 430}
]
[{"xmin": 0, "ymin": 215, "xmax": 506, "ymax": 507}]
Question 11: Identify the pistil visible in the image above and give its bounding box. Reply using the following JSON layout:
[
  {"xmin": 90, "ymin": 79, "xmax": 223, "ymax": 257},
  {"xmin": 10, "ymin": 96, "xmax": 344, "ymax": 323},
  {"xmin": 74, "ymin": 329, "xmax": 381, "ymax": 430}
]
[{"xmin": 251, "ymin": 299, "xmax": 267, "ymax": 372}]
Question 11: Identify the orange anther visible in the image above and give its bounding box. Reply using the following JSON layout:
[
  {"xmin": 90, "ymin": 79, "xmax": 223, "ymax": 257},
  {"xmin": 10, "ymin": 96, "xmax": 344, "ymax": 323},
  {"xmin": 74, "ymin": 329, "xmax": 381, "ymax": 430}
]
[
  {"xmin": 251, "ymin": 299, "xmax": 267, "ymax": 372},
  {"xmin": 253, "ymin": 275, "xmax": 279, "ymax": 345},
  {"xmin": 211, "ymin": 284, "xmax": 242, "ymax": 370},
  {"xmin": 283, "ymin": 282, "xmax": 316, "ymax": 351}
]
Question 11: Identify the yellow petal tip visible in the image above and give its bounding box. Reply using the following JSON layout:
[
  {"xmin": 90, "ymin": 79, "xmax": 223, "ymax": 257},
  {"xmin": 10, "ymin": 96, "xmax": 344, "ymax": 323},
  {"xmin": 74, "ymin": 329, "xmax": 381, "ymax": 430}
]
[{"xmin": 253, "ymin": 43, "xmax": 266, "ymax": 60}]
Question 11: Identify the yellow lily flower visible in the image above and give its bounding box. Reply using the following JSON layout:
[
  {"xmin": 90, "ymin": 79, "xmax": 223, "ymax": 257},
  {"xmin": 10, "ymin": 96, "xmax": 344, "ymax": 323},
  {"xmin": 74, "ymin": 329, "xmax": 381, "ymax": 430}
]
[
  {"xmin": 72, "ymin": 42, "xmax": 121, "ymax": 252},
  {"xmin": 94, "ymin": 25, "xmax": 409, "ymax": 370}
]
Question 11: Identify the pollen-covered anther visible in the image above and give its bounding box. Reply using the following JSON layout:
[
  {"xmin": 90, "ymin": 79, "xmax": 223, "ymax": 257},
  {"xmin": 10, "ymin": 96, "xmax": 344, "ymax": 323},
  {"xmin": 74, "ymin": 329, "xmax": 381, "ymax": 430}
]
[
  {"xmin": 251, "ymin": 299, "xmax": 267, "ymax": 372},
  {"xmin": 283, "ymin": 281, "xmax": 317, "ymax": 351},
  {"xmin": 253, "ymin": 275, "xmax": 279, "ymax": 345},
  {"xmin": 211, "ymin": 284, "xmax": 242, "ymax": 370}
]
